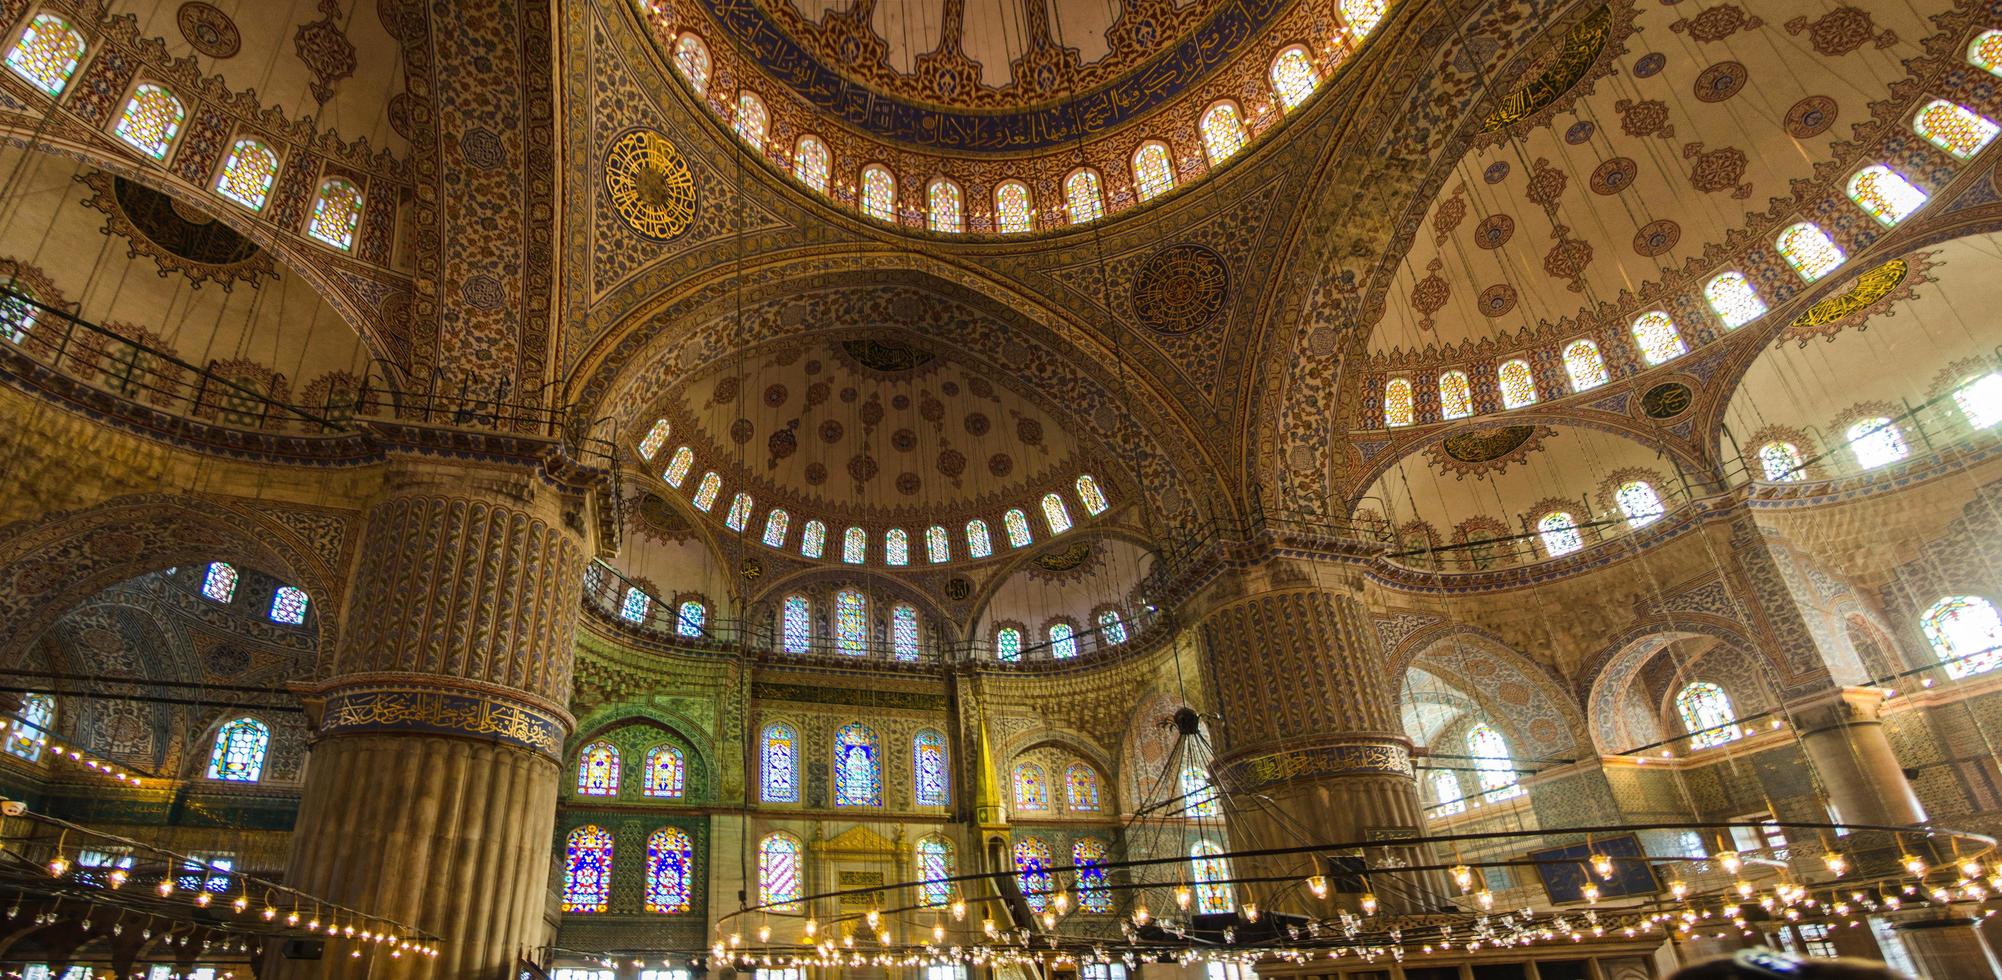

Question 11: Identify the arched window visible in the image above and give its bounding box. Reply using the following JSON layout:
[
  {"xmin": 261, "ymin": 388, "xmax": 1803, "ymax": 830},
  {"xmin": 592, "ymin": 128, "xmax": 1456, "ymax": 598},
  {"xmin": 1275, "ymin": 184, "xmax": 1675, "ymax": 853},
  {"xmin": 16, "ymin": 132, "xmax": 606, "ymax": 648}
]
[
  {"xmin": 885, "ymin": 528, "xmax": 910, "ymax": 566},
  {"xmin": 644, "ymin": 745, "xmax": 685, "ymax": 798},
  {"xmin": 834, "ymin": 723, "xmax": 881, "ymax": 807},
  {"xmin": 725, "ymin": 492, "xmax": 754, "ymax": 531},
  {"xmin": 760, "ymin": 724, "xmax": 799, "ymax": 802},
  {"xmin": 1922, "ymin": 596, "xmax": 2002, "ymax": 679},
  {"xmin": 562, "ymin": 826, "xmax": 614, "ymax": 913},
  {"xmin": 645, "ymin": 827, "xmax": 695, "ymax": 913},
  {"xmin": 1004, "ymin": 508, "xmax": 1033, "ymax": 547},
  {"xmin": 1066, "ymin": 763, "xmax": 1100, "ymax": 811},
  {"xmin": 1014, "ymin": 836, "xmax": 1054, "ymax": 911},
  {"xmin": 1429, "ymin": 769, "xmax": 1465, "ymax": 815},
  {"xmin": 1342, "ymin": 0, "xmax": 1387, "ymax": 36},
  {"xmin": 1468, "ymin": 723, "xmax": 1522, "ymax": 800},
  {"xmin": 214, "ymin": 139, "xmax": 279, "ymax": 212},
  {"xmin": 1383, "ymin": 377, "xmax": 1414, "ymax": 427},
  {"xmin": 1538, "ymin": 511, "xmax": 1582, "ymax": 557},
  {"xmin": 1073, "ymin": 838, "xmax": 1112, "ymax": 913},
  {"xmin": 1705, "ymin": 272, "xmax": 1767, "ymax": 329},
  {"xmin": 1955, "ymin": 373, "xmax": 2002, "ymax": 429},
  {"xmin": 916, "ymin": 835, "xmax": 955, "ymax": 907},
  {"xmin": 1847, "ymin": 165, "xmax": 1927, "ymax": 226},
  {"xmin": 1914, "ymin": 99, "xmax": 1999, "ymax": 160},
  {"xmin": 1562, "ymin": 339, "xmax": 1608, "ymax": 392},
  {"xmin": 1200, "ymin": 102, "xmax": 1248, "ymax": 164},
  {"xmin": 692, "ymin": 472, "xmax": 721, "ymax": 510},
  {"xmin": 1758, "ymin": 441, "xmax": 1806, "ymax": 482},
  {"xmin": 926, "ymin": 524, "xmax": 951, "ymax": 563},
  {"xmin": 202, "ymin": 562, "xmax": 238, "ymax": 602},
  {"xmin": 206, "ymin": 718, "xmax": 270, "ymax": 782},
  {"xmin": 676, "ymin": 600, "xmax": 705, "ymax": 637},
  {"xmin": 1064, "ymin": 169, "xmax": 1104, "ymax": 224},
  {"xmin": 1497, "ymin": 358, "xmax": 1538, "ymax": 408},
  {"xmin": 782, "ymin": 594, "xmax": 811, "ymax": 654},
  {"xmin": 860, "ymin": 164, "xmax": 897, "ymax": 222},
  {"xmin": 1846, "ymin": 417, "xmax": 1908, "ymax": 469},
  {"xmin": 1190, "ymin": 841, "xmax": 1233, "ymax": 913},
  {"xmin": 892, "ymin": 603, "xmax": 920, "ymax": 661},
  {"xmin": 664, "ymin": 446, "xmax": 694, "ymax": 486},
  {"xmin": 966, "ymin": 519, "xmax": 993, "ymax": 557},
  {"xmin": 269, "ymin": 586, "xmax": 309, "ymax": 625},
  {"xmin": 801, "ymin": 519, "xmax": 827, "ymax": 558},
  {"xmin": 1181, "ymin": 766, "xmax": 1219, "ymax": 817},
  {"xmin": 758, "ymin": 832, "xmax": 804, "ymax": 910},
  {"xmin": 306, "ymin": 178, "xmax": 364, "ymax": 251},
  {"xmin": 620, "ymin": 586, "xmax": 650, "ymax": 623},
  {"xmin": 996, "ymin": 626, "xmax": 1023, "ymax": 662},
  {"xmin": 5, "ymin": 14, "xmax": 84, "ymax": 96},
  {"xmin": 1615, "ymin": 480, "xmax": 1665, "ymax": 528},
  {"xmin": 793, "ymin": 136, "xmax": 830, "ymax": 193},
  {"xmin": 1629, "ymin": 311, "xmax": 1687, "ymax": 365},
  {"xmin": 835, "ymin": 589, "xmax": 867, "ymax": 656},
  {"xmin": 1098, "ymin": 609, "xmax": 1127, "ymax": 645},
  {"xmin": 1041, "ymin": 493, "xmax": 1072, "ymax": 534},
  {"xmin": 673, "ymin": 34, "xmax": 711, "ymax": 95},
  {"xmin": 6, "ymin": 694, "xmax": 51, "ymax": 761},
  {"xmin": 732, "ymin": 92, "xmax": 767, "ymax": 148},
  {"xmin": 638, "ymin": 419, "xmax": 671, "ymax": 460},
  {"xmin": 1973, "ymin": 30, "xmax": 2002, "ymax": 76},
  {"xmin": 994, "ymin": 180, "xmax": 1034, "ymax": 233},
  {"xmin": 762, "ymin": 508, "xmax": 789, "ymax": 547},
  {"xmin": 914, "ymin": 728, "xmax": 948, "ymax": 806},
  {"xmin": 1777, "ymin": 222, "xmax": 1844, "ymax": 282},
  {"xmin": 1270, "ymin": 46, "xmax": 1319, "ymax": 110},
  {"xmin": 1013, "ymin": 762, "xmax": 1047, "ymax": 810},
  {"xmin": 113, "ymin": 83, "xmax": 183, "ymax": 160},
  {"xmin": 0, "ymin": 285, "xmax": 35, "ymax": 344},
  {"xmin": 1049, "ymin": 622, "xmax": 1078, "ymax": 659},
  {"xmin": 577, "ymin": 741, "xmax": 620, "ymax": 796},
  {"xmin": 1438, "ymin": 370, "xmax": 1473, "ymax": 419},
  {"xmin": 1675, "ymin": 682, "xmax": 1741, "ymax": 749},
  {"xmin": 1075, "ymin": 475, "xmax": 1109, "ymax": 515},
  {"xmin": 843, "ymin": 526, "xmax": 867, "ymax": 564},
  {"xmin": 1132, "ymin": 141, "xmax": 1176, "ymax": 201},
  {"xmin": 927, "ymin": 178, "xmax": 963, "ymax": 233}
]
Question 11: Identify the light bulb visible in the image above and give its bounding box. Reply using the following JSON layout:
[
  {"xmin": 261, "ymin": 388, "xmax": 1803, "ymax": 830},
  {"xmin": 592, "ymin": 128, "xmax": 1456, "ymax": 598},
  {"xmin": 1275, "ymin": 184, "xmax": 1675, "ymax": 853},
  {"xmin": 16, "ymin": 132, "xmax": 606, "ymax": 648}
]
[
  {"xmin": 932, "ymin": 923, "xmax": 945, "ymax": 942},
  {"xmin": 950, "ymin": 899, "xmax": 966, "ymax": 921},
  {"xmin": 1717, "ymin": 851, "xmax": 1741, "ymax": 874},
  {"xmin": 804, "ymin": 918, "xmax": 817, "ymax": 937},
  {"xmin": 1736, "ymin": 880, "xmax": 1755, "ymax": 899},
  {"xmin": 45, "ymin": 855, "xmax": 67, "ymax": 877},
  {"xmin": 1824, "ymin": 852, "xmax": 1849, "ymax": 877},
  {"xmin": 728, "ymin": 933, "xmax": 741, "ymax": 948},
  {"xmin": 1451, "ymin": 865, "xmax": 1473, "ymax": 892},
  {"xmin": 1670, "ymin": 880, "xmax": 1689, "ymax": 900},
  {"xmin": 1903, "ymin": 855, "xmax": 1928, "ymax": 877},
  {"xmin": 982, "ymin": 917, "xmax": 996, "ymax": 937},
  {"xmin": 157, "ymin": 878, "xmax": 175, "ymax": 897},
  {"xmin": 1360, "ymin": 893, "xmax": 1378, "ymax": 915},
  {"xmin": 1174, "ymin": 885, "xmax": 1192, "ymax": 909},
  {"xmin": 1052, "ymin": 890, "xmax": 1069, "ymax": 914},
  {"xmin": 1475, "ymin": 889, "xmax": 1493, "ymax": 910},
  {"xmin": 1590, "ymin": 853, "xmax": 1613, "ymax": 879},
  {"xmin": 286, "ymin": 912, "xmax": 301, "ymax": 927},
  {"xmin": 194, "ymin": 892, "xmax": 212, "ymax": 908},
  {"xmin": 1242, "ymin": 902, "xmax": 1259, "ymax": 922},
  {"xmin": 1307, "ymin": 875, "xmax": 1328, "ymax": 899},
  {"xmin": 758, "ymin": 925, "xmax": 771, "ymax": 943},
  {"xmin": 1964, "ymin": 860, "xmax": 1985, "ymax": 879},
  {"xmin": 1132, "ymin": 905, "xmax": 1150, "ymax": 926},
  {"xmin": 866, "ymin": 909, "xmax": 881, "ymax": 928},
  {"xmin": 1582, "ymin": 883, "xmax": 1600, "ymax": 903},
  {"xmin": 107, "ymin": 869, "xmax": 127, "ymax": 889},
  {"xmin": 876, "ymin": 929, "xmax": 890, "ymax": 944}
]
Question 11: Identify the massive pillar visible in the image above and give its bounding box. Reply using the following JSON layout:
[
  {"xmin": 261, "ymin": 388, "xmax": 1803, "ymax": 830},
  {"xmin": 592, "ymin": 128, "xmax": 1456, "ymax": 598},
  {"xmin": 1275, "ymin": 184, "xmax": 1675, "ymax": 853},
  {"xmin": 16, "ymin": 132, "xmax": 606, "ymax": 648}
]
[
  {"xmin": 1785, "ymin": 687, "xmax": 1925, "ymax": 827},
  {"xmin": 270, "ymin": 454, "xmax": 589, "ymax": 979}
]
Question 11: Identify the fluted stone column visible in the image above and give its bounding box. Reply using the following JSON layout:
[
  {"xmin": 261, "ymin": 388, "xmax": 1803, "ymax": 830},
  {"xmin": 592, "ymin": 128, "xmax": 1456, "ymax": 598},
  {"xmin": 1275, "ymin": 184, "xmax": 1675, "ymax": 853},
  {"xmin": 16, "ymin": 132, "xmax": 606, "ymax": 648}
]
[
  {"xmin": 1893, "ymin": 912, "xmax": 2002, "ymax": 979},
  {"xmin": 269, "ymin": 456, "xmax": 588, "ymax": 979},
  {"xmin": 1786, "ymin": 687, "xmax": 1924, "ymax": 827}
]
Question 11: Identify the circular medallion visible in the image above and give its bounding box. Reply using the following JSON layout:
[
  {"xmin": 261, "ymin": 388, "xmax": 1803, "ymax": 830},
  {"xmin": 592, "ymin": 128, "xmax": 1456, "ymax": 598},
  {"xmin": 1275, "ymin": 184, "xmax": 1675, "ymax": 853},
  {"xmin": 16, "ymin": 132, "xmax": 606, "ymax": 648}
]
[
  {"xmin": 1693, "ymin": 61, "xmax": 1747, "ymax": 103},
  {"xmin": 1131, "ymin": 243, "xmax": 1230, "ymax": 334},
  {"xmin": 1474, "ymin": 213, "xmax": 1516, "ymax": 249},
  {"xmin": 603, "ymin": 129, "xmax": 696, "ymax": 241},
  {"xmin": 1483, "ymin": 161, "xmax": 1511, "ymax": 184},
  {"xmin": 741, "ymin": 557, "xmax": 764, "ymax": 580},
  {"xmin": 1632, "ymin": 219, "xmax": 1681, "ymax": 257},
  {"xmin": 1589, "ymin": 157, "xmax": 1638, "ymax": 195},
  {"xmin": 1785, "ymin": 96, "xmax": 1838, "ymax": 138},
  {"xmin": 1564, "ymin": 120, "xmax": 1596, "ymax": 145},
  {"xmin": 1443, "ymin": 426, "xmax": 1537, "ymax": 463},
  {"xmin": 1642, "ymin": 382, "xmax": 1693, "ymax": 420},
  {"xmin": 1478, "ymin": 283, "xmax": 1518, "ymax": 318},
  {"xmin": 944, "ymin": 578, "xmax": 973, "ymax": 601},
  {"xmin": 1632, "ymin": 52, "xmax": 1667, "ymax": 78},
  {"xmin": 177, "ymin": 2, "xmax": 241, "ymax": 58}
]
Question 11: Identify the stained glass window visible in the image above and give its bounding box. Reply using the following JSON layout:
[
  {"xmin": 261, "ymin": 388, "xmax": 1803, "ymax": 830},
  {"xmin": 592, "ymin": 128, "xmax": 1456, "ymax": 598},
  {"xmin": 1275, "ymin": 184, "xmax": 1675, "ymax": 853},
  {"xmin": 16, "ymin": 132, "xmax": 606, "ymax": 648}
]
[
  {"xmin": 1616, "ymin": 480, "xmax": 1664, "ymax": 528},
  {"xmin": 914, "ymin": 728, "xmax": 947, "ymax": 806},
  {"xmin": 926, "ymin": 525, "xmax": 951, "ymax": 563},
  {"xmin": 1556, "ymin": 339, "xmax": 1605, "ymax": 392},
  {"xmin": 1777, "ymin": 222, "xmax": 1844, "ymax": 282},
  {"xmin": 758, "ymin": 832, "xmax": 804, "ymax": 910},
  {"xmin": 834, "ymin": 526, "xmax": 861, "ymax": 563},
  {"xmin": 1428, "ymin": 769, "xmax": 1467, "ymax": 816},
  {"xmin": 966, "ymin": 519, "xmax": 993, "ymax": 557},
  {"xmin": 638, "ymin": 419, "xmax": 670, "ymax": 459},
  {"xmin": 0, "ymin": 286, "xmax": 34, "ymax": 344},
  {"xmin": 112, "ymin": 83, "xmax": 183, "ymax": 160},
  {"xmin": 763, "ymin": 509, "xmax": 789, "ymax": 547},
  {"xmin": 1538, "ymin": 511, "xmax": 1582, "ymax": 557},
  {"xmin": 1065, "ymin": 763, "xmax": 1100, "ymax": 811},
  {"xmin": 861, "ymin": 165, "xmax": 897, "ymax": 222},
  {"xmin": 928, "ymin": 179, "xmax": 963, "ymax": 233},
  {"xmin": 835, "ymin": 589, "xmax": 867, "ymax": 656},
  {"xmin": 1042, "ymin": 493, "xmax": 1073, "ymax": 534},
  {"xmin": 995, "ymin": 180, "xmax": 1034, "ymax": 233},
  {"xmin": 1270, "ymin": 46, "xmax": 1318, "ymax": 110},
  {"xmin": 6, "ymin": 14, "xmax": 85, "ymax": 97},
  {"xmin": 1629, "ymin": 311, "xmax": 1687, "ymax": 365},
  {"xmin": 1468, "ymin": 723, "xmax": 1522, "ymax": 801},
  {"xmin": 307, "ymin": 179, "xmax": 364, "ymax": 251},
  {"xmin": 214, "ymin": 139, "xmax": 279, "ymax": 212},
  {"xmin": 1014, "ymin": 836, "xmax": 1054, "ymax": 912},
  {"xmin": 563, "ymin": 826, "xmax": 614, "ymax": 913},
  {"xmin": 885, "ymin": 528, "xmax": 910, "ymax": 566},
  {"xmin": 1342, "ymin": 0, "xmax": 1387, "ymax": 35},
  {"xmin": 1497, "ymin": 359, "xmax": 1538, "ymax": 408},
  {"xmin": 1098, "ymin": 609, "xmax": 1127, "ymax": 645},
  {"xmin": 269, "ymin": 586, "xmax": 309, "ymax": 624},
  {"xmin": 725, "ymin": 493, "xmax": 753, "ymax": 531},
  {"xmin": 1132, "ymin": 142, "xmax": 1176, "ymax": 201},
  {"xmin": 1922, "ymin": 595, "xmax": 2002, "ymax": 679},
  {"xmin": 676, "ymin": 600, "xmax": 705, "ymax": 637},
  {"xmin": 1914, "ymin": 100, "xmax": 1999, "ymax": 160},
  {"xmin": 793, "ymin": 136, "xmax": 830, "ymax": 193},
  {"xmin": 0, "ymin": 693, "xmax": 50, "ymax": 764},
  {"xmin": 892, "ymin": 603, "xmax": 920, "ymax": 661},
  {"xmin": 692, "ymin": 472, "xmax": 720, "ymax": 511},
  {"xmin": 206, "ymin": 718, "xmax": 269, "ymax": 782},
  {"xmin": 577, "ymin": 741, "xmax": 620, "ymax": 796},
  {"xmin": 760, "ymin": 723, "xmax": 798, "ymax": 803},
  {"xmin": 644, "ymin": 745, "xmax": 685, "ymax": 798},
  {"xmin": 1181, "ymin": 766, "xmax": 1220, "ymax": 817},
  {"xmin": 664, "ymin": 447, "xmax": 694, "ymax": 486},
  {"xmin": 834, "ymin": 723, "xmax": 882, "ymax": 807},
  {"xmin": 1675, "ymin": 682, "xmax": 1740, "ymax": 749},
  {"xmin": 1971, "ymin": 30, "xmax": 2002, "ymax": 76},
  {"xmin": 1190, "ymin": 841, "xmax": 1233, "ymax": 913},
  {"xmin": 1847, "ymin": 417, "xmax": 1908, "ymax": 469},
  {"xmin": 917, "ymin": 835, "xmax": 954, "ymax": 907},
  {"xmin": 645, "ymin": 828, "xmax": 694, "ymax": 913},
  {"xmin": 1383, "ymin": 377, "xmax": 1414, "ymax": 427},
  {"xmin": 733, "ymin": 92, "xmax": 767, "ymax": 148},
  {"xmin": 996, "ymin": 626, "xmax": 1022, "ymax": 662},
  {"xmin": 202, "ymin": 562, "xmax": 237, "ymax": 602},
  {"xmin": 1438, "ymin": 370, "xmax": 1473, "ymax": 419},
  {"xmin": 1004, "ymin": 508, "xmax": 1033, "ymax": 547},
  {"xmin": 783, "ymin": 594, "xmax": 811, "ymax": 654},
  {"xmin": 1759, "ymin": 441, "xmax": 1806, "ymax": 482},
  {"xmin": 1073, "ymin": 838, "xmax": 1112, "ymax": 913},
  {"xmin": 1075, "ymin": 476, "xmax": 1109, "ymax": 516},
  {"xmin": 1847, "ymin": 165, "xmax": 1927, "ymax": 226},
  {"xmin": 1064, "ymin": 169, "xmax": 1104, "ymax": 224},
  {"xmin": 1049, "ymin": 622, "xmax": 1078, "ymax": 659},
  {"xmin": 1705, "ymin": 272, "xmax": 1766, "ymax": 329},
  {"xmin": 674, "ymin": 34, "xmax": 710, "ymax": 94},
  {"xmin": 1955, "ymin": 373, "xmax": 2002, "ymax": 428},
  {"xmin": 802, "ymin": 519, "xmax": 827, "ymax": 558},
  {"xmin": 1200, "ymin": 102, "xmax": 1248, "ymax": 165},
  {"xmin": 1013, "ymin": 762, "xmax": 1047, "ymax": 810}
]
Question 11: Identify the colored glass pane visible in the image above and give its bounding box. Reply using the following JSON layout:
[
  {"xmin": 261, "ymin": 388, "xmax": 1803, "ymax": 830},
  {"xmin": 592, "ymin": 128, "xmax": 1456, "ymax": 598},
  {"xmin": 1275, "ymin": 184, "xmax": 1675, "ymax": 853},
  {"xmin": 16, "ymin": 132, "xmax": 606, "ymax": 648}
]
[
  {"xmin": 1383, "ymin": 377, "xmax": 1414, "ymax": 427},
  {"xmin": 1914, "ymin": 100, "xmax": 1999, "ymax": 160},
  {"xmin": 577, "ymin": 741, "xmax": 620, "ymax": 796},
  {"xmin": 914, "ymin": 729, "xmax": 947, "ymax": 806},
  {"xmin": 6, "ymin": 15, "xmax": 84, "ymax": 96},
  {"xmin": 1342, "ymin": 0, "xmax": 1386, "ymax": 35},
  {"xmin": 1759, "ymin": 441, "xmax": 1806, "ymax": 482},
  {"xmin": 861, "ymin": 165, "xmax": 896, "ymax": 221},
  {"xmin": 892, "ymin": 603, "xmax": 920, "ymax": 661},
  {"xmin": 1098, "ymin": 609, "xmax": 1127, "ymax": 645},
  {"xmin": 1956, "ymin": 373, "xmax": 2002, "ymax": 428},
  {"xmin": 563, "ymin": 826, "xmax": 614, "ymax": 913},
  {"xmin": 886, "ymin": 528, "xmax": 909, "ymax": 566},
  {"xmin": 1846, "ymin": 417, "xmax": 1907, "ymax": 469},
  {"xmin": 1629, "ymin": 311, "xmax": 1686, "ymax": 365},
  {"xmin": 1132, "ymin": 142, "xmax": 1175, "ymax": 201},
  {"xmin": 1200, "ymin": 103, "xmax": 1247, "ymax": 164},
  {"xmin": 1616, "ymin": 480, "xmax": 1664, "ymax": 528},
  {"xmin": 1561, "ymin": 339, "xmax": 1608, "ymax": 391},
  {"xmin": 1075, "ymin": 475, "xmax": 1108, "ymax": 515},
  {"xmin": 733, "ymin": 92, "xmax": 766, "ymax": 148},
  {"xmin": 1497, "ymin": 359, "xmax": 1537, "ymax": 408},
  {"xmin": 967, "ymin": 519, "xmax": 993, "ymax": 556},
  {"xmin": 926, "ymin": 524, "xmax": 950, "ymax": 563},
  {"xmin": 1972, "ymin": 30, "xmax": 2002, "ymax": 76},
  {"xmin": 638, "ymin": 419, "xmax": 671, "ymax": 459},
  {"xmin": 676, "ymin": 600, "xmax": 705, "ymax": 637},
  {"xmin": 663, "ymin": 447, "xmax": 693, "ymax": 486},
  {"xmin": 1675, "ymin": 682, "xmax": 1740, "ymax": 749},
  {"xmin": 1431, "ymin": 770, "xmax": 1465, "ymax": 815},
  {"xmin": 1191, "ymin": 841, "xmax": 1233, "ymax": 913},
  {"xmin": 0, "ymin": 286, "xmax": 34, "ymax": 343},
  {"xmin": 645, "ymin": 828, "xmax": 694, "ymax": 913},
  {"xmin": 621, "ymin": 586, "xmax": 649, "ymax": 625},
  {"xmin": 843, "ymin": 526, "xmax": 866, "ymax": 564},
  {"xmin": 1182, "ymin": 766, "xmax": 1219, "ymax": 817},
  {"xmin": 1538, "ymin": 512, "xmax": 1582, "ymax": 557},
  {"xmin": 1923, "ymin": 595, "xmax": 2002, "ymax": 679},
  {"xmin": 1074, "ymin": 838, "xmax": 1112, "ymax": 913},
  {"xmin": 307, "ymin": 179, "xmax": 363, "ymax": 251},
  {"xmin": 1004, "ymin": 508, "xmax": 1032, "ymax": 547},
  {"xmin": 6, "ymin": 694, "xmax": 49, "ymax": 761},
  {"xmin": 269, "ymin": 586, "xmax": 309, "ymax": 624},
  {"xmin": 834, "ymin": 723, "xmax": 882, "ymax": 807},
  {"xmin": 793, "ymin": 136, "xmax": 829, "ymax": 193},
  {"xmin": 1013, "ymin": 763, "xmax": 1047, "ymax": 810},
  {"xmin": 1065, "ymin": 763, "xmax": 1099, "ymax": 811},
  {"xmin": 1777, "ymin": 222, "xmax": 1844, "ymax": 282},
  {"xmin": 644, "ymin": 745, "xmax": 685, "ymax": 798},
  {"xmin": 996, "ymin": 626, "xmax": 1022, "ymax": 661},
  {"xmin": 835, "ymin": 589, "xmax": 867, "ymax": 656},
  {"xmin": 783, "ymin": 594, "xmax": 811, "ymax": 653},
  {"xmin": 760, "ymin": 724, "xmax": 798, "ymax": 802},
  {"xmin": 692, "ymin": 472, "xmax": 720, "ymax": 510},
  {"xmin": 1438, "ymin": 370, "xmax": 1472, "ymax": 419},
  {"xmin": 674, "ymin": 34, "xmax": 710, "ymax": 94},
  {"xmin": 206, "ymin": 718, "xmax": 269, "ymax": 782},
  {"xmin": 1064, "ymin": 170, "xmax": 1103, "ymax": 224},
  {"xmin": 1848, "ymin": 166, "xmax": 1927, "ymax": 225},
  {"xmin": 801, "ymin": 519, "xmax": 826, "ymax": 558},
  {"xmin": 214, "ymin": 139, "xmax": 278, "ymax": 212},
  {"xmin": 1041, "ymin": 493, "xmax": 1072, "ymax": 534},
  {"xmin": 995, "ymin": 180, "xmax": 1033, "ymax": 233},
  {"xmin": 928, "ymin": 179, "xmax": 963, "ymax": 232},
  {"xmin": 202, "ymin": 562, "xmax": 237, "ymax": 602},
  {"xmin": 917, "ymin": 836, "xmax": 953, "ymax": 907},
  {"xmin": 762, "ymin": 508, "xmax": 789, "ymax": 547},
  {"xmin": 725, "ymin": 492, "xmax": 753, "ymax": 531},
  {"xmin": 1468, "ymin": 724, "xmax": 1522, "ymax": 800},
  {"xmin": 1270, "ymin": 47, "xmax": 1318, "ymax": 110},
  {"xmin": 1705, "ymin": 272, "xmax": 1766, "ymax": 329},
  {"xmin": 1049, "ymin": 622, "xmax": 1078, "ymax": 659},
  {"xmin": 758, "ymin": 833, "xmax": 803, "ymax": 910},
  {"xmin": 1014, "ymin": 837, "xmax": 1053, "ymax": 912}
]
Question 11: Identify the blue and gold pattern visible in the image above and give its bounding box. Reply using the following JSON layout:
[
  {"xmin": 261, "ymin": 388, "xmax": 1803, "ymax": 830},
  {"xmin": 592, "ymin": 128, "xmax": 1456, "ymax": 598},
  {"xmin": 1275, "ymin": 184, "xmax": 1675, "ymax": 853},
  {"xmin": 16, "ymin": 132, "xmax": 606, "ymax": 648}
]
[{"xmin": 321, "ymin": 689, "xmax": 567, "ymax": 757}]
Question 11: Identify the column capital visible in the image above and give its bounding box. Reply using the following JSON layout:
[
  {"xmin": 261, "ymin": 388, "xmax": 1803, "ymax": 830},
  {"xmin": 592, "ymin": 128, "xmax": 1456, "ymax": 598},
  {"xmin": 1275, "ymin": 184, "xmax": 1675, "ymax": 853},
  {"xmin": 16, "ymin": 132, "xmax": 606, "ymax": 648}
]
[
  {"xmin": 1784, "ymin": 685, "xmax": 1893, "ymax": 735},
  {"xmin": 293, "ymin": 674, "xmax": 575, "ymax": 760}
]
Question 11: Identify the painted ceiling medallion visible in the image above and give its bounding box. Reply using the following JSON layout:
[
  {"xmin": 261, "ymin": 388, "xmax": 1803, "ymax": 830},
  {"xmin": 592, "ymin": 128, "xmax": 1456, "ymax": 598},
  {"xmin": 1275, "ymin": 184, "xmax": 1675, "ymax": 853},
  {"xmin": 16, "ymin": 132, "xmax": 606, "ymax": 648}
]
[
  {"xmin": 1640, "ymin": 382, "xmax": 1693, "ymax": 420},
  {"xmin": 293, "ymin": 0, "xmax": 357, "ymax": 104},
  {"xmin": 604, "ymin": 129, "xmax": 697, "ymax": 241},
  {"xmin": 1131, "ymin": 243, "xmax": 1230, "ymax": 335},
  {"xmin": 1426, "ymin": 424, "xmax": 1558, "ymax": 480},
  {"xmin": 840, "ymin": 338, "xmax": 935, "ymax": 372},
  {"xmin": 176, "ymin": 2, "xmax": 241, "ymax": 58},
  {"xmin": 80, "ymin": 173, "xmax": 277, "ymax": 290},
  {"xmin": 1781, "ymin": 255, "xmax": 1928, "ymax": 346}
]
